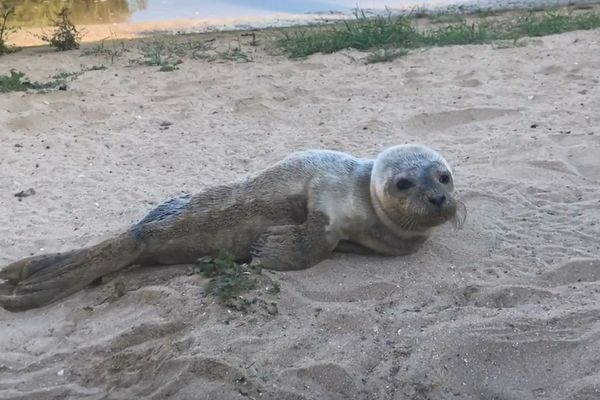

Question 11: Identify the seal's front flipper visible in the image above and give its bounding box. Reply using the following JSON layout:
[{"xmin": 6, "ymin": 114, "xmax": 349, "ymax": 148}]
[
  {"xmin": 250, "ymin": 211, "xmax": 338, "ymax": 271},
  {"xmin": 0, "ymin": 233, "xmax": 142, "ymax": 312},
  {"xmin": 250, "ymin": 225, "xmax": 311, "ymax": 270}
]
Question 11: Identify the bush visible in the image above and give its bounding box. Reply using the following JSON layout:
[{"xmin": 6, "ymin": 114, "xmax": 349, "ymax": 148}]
[
  {"xmin": 0, "ymin": 4, "xmax": 18, "ymax": 55},
  {"xmin": 39, "ymin": 7, "xmax": 82, "ymax": 51}
]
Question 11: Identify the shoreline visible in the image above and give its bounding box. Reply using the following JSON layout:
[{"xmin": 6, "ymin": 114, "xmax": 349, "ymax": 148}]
[{"xmin": 7, "ymin": 0, "xmax": 600, "ymax": 47}]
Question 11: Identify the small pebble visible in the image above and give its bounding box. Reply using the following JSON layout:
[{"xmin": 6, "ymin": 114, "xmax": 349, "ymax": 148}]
[{"xmin": 14, "ymin": 188, "xmax": 36, "ymax": 199}]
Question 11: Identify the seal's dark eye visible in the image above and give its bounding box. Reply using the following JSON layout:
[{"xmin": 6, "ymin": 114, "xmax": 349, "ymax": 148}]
[
  {"xmin": 439, "ymin": 174, "xmax": 450, "ymax": 184},
  {"xmin": 396, "ymin": 178, "xmax": 415, "ymax": 190}
]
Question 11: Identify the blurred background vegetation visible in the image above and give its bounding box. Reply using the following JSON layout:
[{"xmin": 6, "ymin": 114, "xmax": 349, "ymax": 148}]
[{"xmin": 2, "ymin": 0, "xmax": 147, "ymax": 27}]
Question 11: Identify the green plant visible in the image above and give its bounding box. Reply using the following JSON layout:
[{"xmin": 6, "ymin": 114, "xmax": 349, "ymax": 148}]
[
  {"xmin": 0, "ymin": 69, "xmax": 57, "ymax": 92},
  {"xmin": 364, "ymin": 47, "xmax": 407, "ymax": 63},
  {"xmin": 244, "ymin": 31, "xmax": 260, "ymax": 47},
  {"xmin": 85, "ymin": 64, "xmax": 107, "ymax": 71},
  {"xmin": 277, "ymin": 12, "xmax": 420, "ymax": 58},
  {"xmin": 0, "ymin": 69, "xmax": 30, "ymax": 92},
  {"xmin": 512, "ymin": 9, "xmax": 600, "ymax": 37},
  {"xmin": 0, "ymin": 67, "xmax": 88, "ymax": 93},
  {"xmin": 217, "ymin": 41, "xmax": 253, "ymax": 62},
  {"xmin": 82, "ymin": 35, "xmax": 128, "ymax": 64},
  {"xmin": 407, "ymin": 6, "xmax": 429, "ymax": 19},
  {"xmin": 422, "ymin": 21, "xmax": 494, "ymax": 46},
  {"xmin": 132, "ymin": 39, "xmax": 188, "ymax": 69},
  {"xmin": 181, "ymin": 39, "xmax": 213, "ymax": 52},
  {"xmin": 51, "ymin": 70, "xmax": 80, "ymax": 80},
  {"xmin": 38, "ymin": 7, "xmax": 83, "ymax": 51},
  {"xmin": 275, "ymin": 7, "xmax": 600, "ymax": 59},
  {"xmin": 137, "ymin": 40, "xmax": 170, "ymax": 65},
  {"xmin": 266, "ymin": 281, "xmax": 281, "ymax": 295},
  {"xmin": 430, "ymin": 12, "xmax": 466, "ymax": 24},
  {"xmin": 194, "ymin": 250, "xmax": 257, "ymax": 301}
]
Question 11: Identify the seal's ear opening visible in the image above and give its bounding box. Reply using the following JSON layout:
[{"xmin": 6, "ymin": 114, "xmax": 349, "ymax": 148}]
[{"xmin": 451, "ymin": 200, "xmax": 467, "ymax": 231}]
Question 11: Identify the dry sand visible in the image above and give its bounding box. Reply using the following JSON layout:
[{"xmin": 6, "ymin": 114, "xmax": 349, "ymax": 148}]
[{"xmin": 0, "ymin": 27, "xmax": 599, "ymax": 400}]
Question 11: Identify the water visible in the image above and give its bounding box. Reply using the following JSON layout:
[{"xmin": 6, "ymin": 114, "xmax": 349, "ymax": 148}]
[
  {"xmin": 128, "ymin": 1, "xmax": 432, "ymax": 23},
  {"xmin": 11, "ymin": 0, "xmax": 439, "ymax": 27}
]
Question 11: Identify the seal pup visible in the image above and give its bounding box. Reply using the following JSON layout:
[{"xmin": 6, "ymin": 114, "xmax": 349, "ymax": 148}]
[{"xmin": 0, "ymin": 144, "xmax": 466, "ymax": 311}]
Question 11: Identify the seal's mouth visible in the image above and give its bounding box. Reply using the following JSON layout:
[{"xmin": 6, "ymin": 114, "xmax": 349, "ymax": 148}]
[{"xmin": 414, "ymin": 197, "xmax": 467, "ymax": 230}]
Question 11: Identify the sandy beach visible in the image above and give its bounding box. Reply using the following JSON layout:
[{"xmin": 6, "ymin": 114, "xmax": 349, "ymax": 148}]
[{"xmin": 1, "ymin": 18, "xmax": 600, "ymax": 400}]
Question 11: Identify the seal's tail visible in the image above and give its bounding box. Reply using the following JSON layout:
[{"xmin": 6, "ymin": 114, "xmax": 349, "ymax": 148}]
[{"xmin": 0, "ymin": 233, "xmax": 142, "ymax": 312}]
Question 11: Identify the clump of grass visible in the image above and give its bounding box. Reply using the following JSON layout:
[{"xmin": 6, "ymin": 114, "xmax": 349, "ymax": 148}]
[
  {"xmin": 194, "ymin": 250, "xmax": 257, "ymax": 302},
  {"xmin": 0, "ymin": 70, "xmax": 31, "ymax": 92},
  {"xmin": 216, "ymin": 40, "xmax": 253, "ymax": 62},
  {"xmin": 278, "ymin": 12, "xmax": 419, "ymax": 58},
  {"xmin": 132, "ymin": 40, "xmax": 187, "ymax": 70},
  {"xmin": 51, "ymin": 70, "xmax": 80, "ymax": 80},
  {"xmin": 364, "ymin": 47, "xmax": 407, "ymax": 63},
  {"xmin": 276, "ymin": 7, "xmax": 600, "ymax": 58},
  {"xmin": 430, "ymin": 12, "xmax": 466, "ymax": 24},
  {"xmin": 130, "ymin": 37, "xmax": 252, "ymax": 66},
  {"xmin": 266, "ymin": 281, "xmax": 281, "ymax": 295},
  {"xmin": 84, "ymin": 64, "xmax": 107, "ymax": 71},
  {"xmin": 180, "ymin": 39, "xmax": 213, "ymax": 56},
  {"xmin": 190, "ymin": 50, "xmax": 213, "ymax": 60},
  {"xmin": 422, "ymin": 21, "xmax": 496, "ymax": 46},
  {"xmin": 38, "ymin": 7, "xmax": 83, "ymax": 51},
  {"xmin": 137, "ymin": 40, "xmax": 173, "ymax": 66},
  {"xmin": 82, "ymin": 35, "xmax": 128, "ymax": 64},
  {"xmin": 407, "ymin": 6, "xmax": 429, "ymax": 19},
  {"xmin": 36, "ymin": 70, "xmax": 83, "ymax": 91},
  {"xmin": 0, "ymin": 69, "xmax": 65, "ymax": 92},
  {"xmin": 241, "ymin": 31, "xmax": 260, "ymax": 47},
  {"xmin": 158, "ymin": 64, "xmax": 178, "ymax": 72},
  {"xmin": 0, "ymin": 67, "xmax": 90, "ymax": 93},
  {"xmin": 193, "ymin": 249, "xmax": 282, "ymax": 315},
  {"xmin": 0, "ymin": 4, "xmax": 20, "ymax": 55},
  {"xmin": 218, "ymin": 46, "xmax": 252, "ymax": 62},
  {"xmin": 512, "ymin": 9, "xmax": 600, "ymax": 37},
  {"xmin": 185, "ymin": 38, "xmax": 252, "ymax": 62}
]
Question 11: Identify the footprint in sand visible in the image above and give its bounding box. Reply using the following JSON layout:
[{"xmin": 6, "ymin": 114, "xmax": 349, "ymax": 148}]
[
  {"xmin": 548, "ymin": 136, "xmax": 600, "ymax": 179},
  {"xmin": 232, "ymin": 96, "xmax": 274, "ymax": 114},
  {"xmin": 403, "ymin": 108, "xmax": 520, "ymax": 134},
  {"xmin": 278, "ymin": 363, "xmax": 358, "ymax": 400},
  {"xmin": 565, "ymin": 146, "xmax": 600, "ymax": 181},
  {"xmin": 298, "ymin": 280, "xmax": 400, "ymax": 303},
  {"xmin": 541, "ymin": 258, "xmax": 600, "ymax": 287},
  {"xmin": 401, "ymin": 310, "xmax": 600, "ymax": 399},
  {"xmin": 527, "ymin": 159, "xmax": 580, "ymax": 176},
  {"xmin": 295, "ymin": 62, "xmax": 327, "ymax": 71},
  {"xmin": 538, "ymin": 65, "xmax": 565, "ymax": 75},
  {"xmin": 454, "ymin": 71, "xmax": 483, "ymax": 87},
  {"xmin": 463, "ymin": 284, "xmax": 557, "ymax": 309}
]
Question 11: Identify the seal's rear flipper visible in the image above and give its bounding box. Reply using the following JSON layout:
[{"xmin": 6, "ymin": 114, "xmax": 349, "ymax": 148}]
[
  {"xmin": 0, "ymin": 251, "xmax": 86, "ymax": 284},
  {"xmin": 0, "ymin": 233, "xmax": 142, "ymax": 312}
]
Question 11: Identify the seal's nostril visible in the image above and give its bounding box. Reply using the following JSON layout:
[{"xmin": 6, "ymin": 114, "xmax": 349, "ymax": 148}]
[{"xmin": 428, "ymin": 195, "xmax": 446, "ymax": 206}]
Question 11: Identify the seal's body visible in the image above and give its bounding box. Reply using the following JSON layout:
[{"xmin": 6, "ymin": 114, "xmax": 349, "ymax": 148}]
[{"xmin": 0, "ymin": 145, "xmax": 465, "ymax": 311}]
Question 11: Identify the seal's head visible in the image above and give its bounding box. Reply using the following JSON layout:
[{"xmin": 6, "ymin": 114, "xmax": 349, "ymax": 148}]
[{"xmin": 370, "ymin": 144, "xmax": 466, "ymax": 234}]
